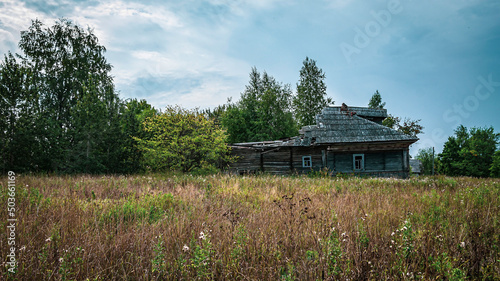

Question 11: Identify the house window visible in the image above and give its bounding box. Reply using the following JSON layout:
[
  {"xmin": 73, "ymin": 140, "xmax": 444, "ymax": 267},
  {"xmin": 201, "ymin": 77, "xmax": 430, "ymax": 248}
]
[
  {"xmin": 302, "ymin": 156, "xmax": 312, "ymax": 168},
  {"xmin": 353, "ymin": 154, "xmax": 364, "ymax": 171}
]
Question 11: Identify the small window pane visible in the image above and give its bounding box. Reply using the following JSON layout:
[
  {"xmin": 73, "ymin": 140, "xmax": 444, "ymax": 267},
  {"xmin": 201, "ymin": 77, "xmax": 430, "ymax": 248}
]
[
  {"xmin": 353, "ymin": 154, "xmax": 364, "ymax": 171},
  {"xmin": 303, "ymin": 156, "xmax": 312, "ymax": 168}
]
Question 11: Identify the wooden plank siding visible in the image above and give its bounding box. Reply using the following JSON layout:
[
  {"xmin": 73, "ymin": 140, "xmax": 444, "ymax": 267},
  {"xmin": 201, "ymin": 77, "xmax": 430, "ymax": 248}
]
[{"xmin": 228, "ymin": 143, "xmax": 412, "ymax": 177}]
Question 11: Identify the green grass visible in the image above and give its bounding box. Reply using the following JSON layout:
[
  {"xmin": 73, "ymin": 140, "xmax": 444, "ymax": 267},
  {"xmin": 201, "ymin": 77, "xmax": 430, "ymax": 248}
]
[{"xmin": 1, "ymin": 174, "xmax": 499, "ymax": 280}]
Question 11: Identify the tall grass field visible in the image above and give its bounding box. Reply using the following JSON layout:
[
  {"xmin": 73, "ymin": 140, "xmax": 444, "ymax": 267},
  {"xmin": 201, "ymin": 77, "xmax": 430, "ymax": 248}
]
[{"xmin": 1, "ymin": 173, "xmax": 499, "ymax": 280}]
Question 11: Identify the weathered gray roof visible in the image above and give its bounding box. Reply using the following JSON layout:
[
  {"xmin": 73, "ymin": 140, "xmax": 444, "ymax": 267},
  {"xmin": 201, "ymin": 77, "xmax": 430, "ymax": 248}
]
[
  {"xmin": 295, "ymin": 106, "xmax": 418, "ymax": 145},
  {"xmin": 340, "ymin": 106, "xmax": 387, "ymax": 118},
  {"xmin": 230, "ymin": 105, "xmax": 418, "ymax": 148}
]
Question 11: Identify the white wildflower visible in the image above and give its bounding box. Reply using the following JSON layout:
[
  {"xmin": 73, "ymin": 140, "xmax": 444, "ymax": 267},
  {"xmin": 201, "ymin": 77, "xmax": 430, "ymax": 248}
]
[
  {"xmin": 199, "ymin": 231, "xmax": 206, "ymax": 240},
  {"xmin": 45, "ymin": 237, "xmax": 51, "ymax": 242},
  {"xmin": 20, "ymin": 246, "xmax": 26, "ymax": 251},
  {"xmin": 391, "ymin": 232, "xmax": 395, "ymax": 236},
  {"xmin": 59, "ymin": 257, "xmax": 64, "ymax": 263},
  {"xmin": 460, "ymin": 241, "xmax": 465, "ymax": 248},
  {"xmin": 183, "ymin": 245, "xmax": 190, "ymax": 252}
]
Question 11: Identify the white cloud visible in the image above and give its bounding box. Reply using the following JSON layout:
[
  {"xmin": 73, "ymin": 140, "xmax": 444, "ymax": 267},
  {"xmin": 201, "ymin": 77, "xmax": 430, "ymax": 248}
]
[
  {"xmin": 0, "ymin": 0, "xmax": 55, "ymax": 54},
  {"xmin": 147, "ymin": 78, "xmax": 241, "ymax": 110}
]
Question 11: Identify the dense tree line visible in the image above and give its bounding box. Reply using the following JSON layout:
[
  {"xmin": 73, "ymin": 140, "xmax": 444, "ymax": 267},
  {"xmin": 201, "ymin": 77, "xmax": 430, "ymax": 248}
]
[
  {"xmin": 437, "ymin": 126, "xmax": 499, "ymax": 177},
  {"xmin": 220, "ymin": 57, "xmax": 333, "ymax": 143},
  {"xmin": 0, "ymin": 19, "xmax": 124, "ymax": 173},
  {"xmin": 0, "ymin": 19, "xmax": 429, "ymax": 174},
  {"xmin": 6, "ymin": 18, "xmax": 497, "ymax": 177},
  {"xmin": 0, "ymin": 19, "xmax": 230, "ymax": 174},
  {"xmin": 415, "ymin": 126, "xmax": 499, "ymax": 177},
  {"xmin": 369, "ymin": 92, "xmax": 499, "ymax": 178}
]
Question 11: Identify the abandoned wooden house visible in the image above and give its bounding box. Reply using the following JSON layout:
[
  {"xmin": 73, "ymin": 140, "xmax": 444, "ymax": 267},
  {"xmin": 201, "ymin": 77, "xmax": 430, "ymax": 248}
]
[{"xmin": 228, "ymin": 105, "xmax": 419, "ymax": 178}]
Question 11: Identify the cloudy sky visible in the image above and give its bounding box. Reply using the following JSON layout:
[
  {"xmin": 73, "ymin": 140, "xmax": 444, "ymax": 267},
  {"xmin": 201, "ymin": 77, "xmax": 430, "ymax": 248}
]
[{"xmin": 1, "ymin": 0, "xmax": 499, "ymax": 154}]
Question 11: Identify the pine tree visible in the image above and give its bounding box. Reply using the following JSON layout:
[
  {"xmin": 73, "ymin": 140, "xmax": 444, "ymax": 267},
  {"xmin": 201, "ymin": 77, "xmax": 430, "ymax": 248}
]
[{"xmin": 368, "ymin": 90, "xmax": 385, "ymax": 109}]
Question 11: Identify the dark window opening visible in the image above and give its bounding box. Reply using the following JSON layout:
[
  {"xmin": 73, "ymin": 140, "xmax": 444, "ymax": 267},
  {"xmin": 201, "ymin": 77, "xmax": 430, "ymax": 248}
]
[{"xmin": 353, "ymin": 154, "xmax": 364, "ymax": 171}]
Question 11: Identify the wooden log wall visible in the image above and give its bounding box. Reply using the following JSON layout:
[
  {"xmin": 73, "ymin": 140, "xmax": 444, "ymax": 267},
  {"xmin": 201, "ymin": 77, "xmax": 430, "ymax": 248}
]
[{"xmin": 228, "ymin": 144, "xmax": 412, "ymax": 177}]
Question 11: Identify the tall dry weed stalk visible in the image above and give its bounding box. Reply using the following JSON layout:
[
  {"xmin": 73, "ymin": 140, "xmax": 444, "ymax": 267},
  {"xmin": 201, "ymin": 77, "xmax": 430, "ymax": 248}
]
[{"xmin": 0, "ymin": 174, "xmax": 498, "ymax": 280}]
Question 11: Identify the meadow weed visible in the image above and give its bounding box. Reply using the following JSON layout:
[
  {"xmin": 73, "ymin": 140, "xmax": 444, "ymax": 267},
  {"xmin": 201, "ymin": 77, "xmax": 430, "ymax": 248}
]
[{"xmin": 0, "ymin": 174, "xmax": 498, "ymax": 280}]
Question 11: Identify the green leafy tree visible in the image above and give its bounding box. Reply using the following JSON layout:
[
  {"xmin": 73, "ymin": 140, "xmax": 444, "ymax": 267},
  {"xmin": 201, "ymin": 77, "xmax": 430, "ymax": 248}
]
[
  {"xmin": 368, "ymin": 90, "xmax": 385, "ymax": 109},
  {"xmin": 201, "ymin": 103, "xmax": 228, "ymax": 126},
  {"xmin": 293, "ymin": 57, "xmax": 333, "ymax": 127},
  {"xmin": 120, "ymin": 99, "xmax": 158, "ymax": 173},
  {"xmin": 438, "ymin": 125, "xmax": 499, "ymax": 177},
  {"xmin": 383, "ymin": 115, "xmax": 423, "ymax": 138},
  {"xmin": 67, "ymin": 75, "xmax": 124, "ymax": 173},
  {"xmin": 382, "ymin": 114, "xmax": 399, "ymax": 129},
  {"xmin": 416, "ymin": 147, "xmax": 434, "ymax": 175},
  {"xmin": 397, "ymin": 118, "xmax": 424, "ymax": 138},
  {"xmin": 438, "ymin": 135, "xmax": 462, "ymax": 176},
  {"xmin": 136, "ymin": 106, "xmax": 233, "ymax": 173},
  {"xmin": 223, "ymin": 67, "xmax": 297, "ymax": 143},
  {"xmin": 16, "ymin": 18, "xmax": 122, "ymax": 173},
  {"xmin": 490, "ymin": 151, "xmax": 500, "ymax": 177},
  {"xmin": 460, "ymin": 127, "xmax": 498, "ymax": 177},
  {"xmin": 373, "ymin": 91, "xmax": 422, "ymax": 138},
  {"xmin": 0, "ymin": 52, "xmax": 42, "ymax": 172}
]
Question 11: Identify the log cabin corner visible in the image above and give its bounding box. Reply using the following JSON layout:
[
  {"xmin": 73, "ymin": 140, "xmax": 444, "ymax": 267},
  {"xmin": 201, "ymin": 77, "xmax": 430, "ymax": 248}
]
[{"xmin": 228, "ymin": 104, "xmax": 419, "ymax": 178}]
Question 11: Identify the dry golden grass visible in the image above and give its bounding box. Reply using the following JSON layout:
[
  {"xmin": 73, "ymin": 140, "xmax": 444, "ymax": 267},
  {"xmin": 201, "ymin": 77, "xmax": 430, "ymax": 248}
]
[{"xmin": 1, "ymin": 173, "xmax": 499, "ymax": 280}]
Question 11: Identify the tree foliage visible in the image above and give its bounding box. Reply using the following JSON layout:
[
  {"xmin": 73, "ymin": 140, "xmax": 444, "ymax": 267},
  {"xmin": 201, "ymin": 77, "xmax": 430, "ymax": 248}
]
[
  {"xmin": 368, "ymin": 90, "xmax": 385, "ymax": 109},
  {"xmin": 371, "ymin": 91, "xmax": 422, "ymax": 138},
  {"xmin": 293, "ymin": 57, "xmax": 333, "ymax": 127},
  {"xmin": 416, "ymin": 147, "xmax": 434, "ymax": 175},
  {"xmin": 397, "ymin": 118, "xmax": 424, "ymax": 138},
  {"xmin": 438, "ymin": 125, "xmax": 499, "ymax": 177},
  {"xmin": 490, "ymin": 151, "xmax": 500, "ymax": 177},
  {"xmin": 383, "ymin": 115, "xmax": 423, "ymax": 137},
  {"xmin": 0, "ymin": 18, "xmax": 126, "ymax": 173},
  {"xmin": 0, "ymin": 52, "xmax": 41, "ymax": 172},
  {"xmin": 136, "ymin": 106, "xmax": 233, "ymax": 173},
  {"xmin": 222, "ymin": 67, "xmax": 297, "ymax": 143},
  {"xmin": 120, "ymin": 99, "xmax": 158, "ymax": 173}
]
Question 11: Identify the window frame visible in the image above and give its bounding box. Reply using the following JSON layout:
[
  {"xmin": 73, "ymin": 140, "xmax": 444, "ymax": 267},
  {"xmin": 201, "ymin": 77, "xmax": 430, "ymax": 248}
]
[
  {"xmin": 353, "ymin": 154, "xmax": 365, "ymax": 171},
  {"xmin": 302, "ymin": 156, "xmax": 312, "ymax": 168}
]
